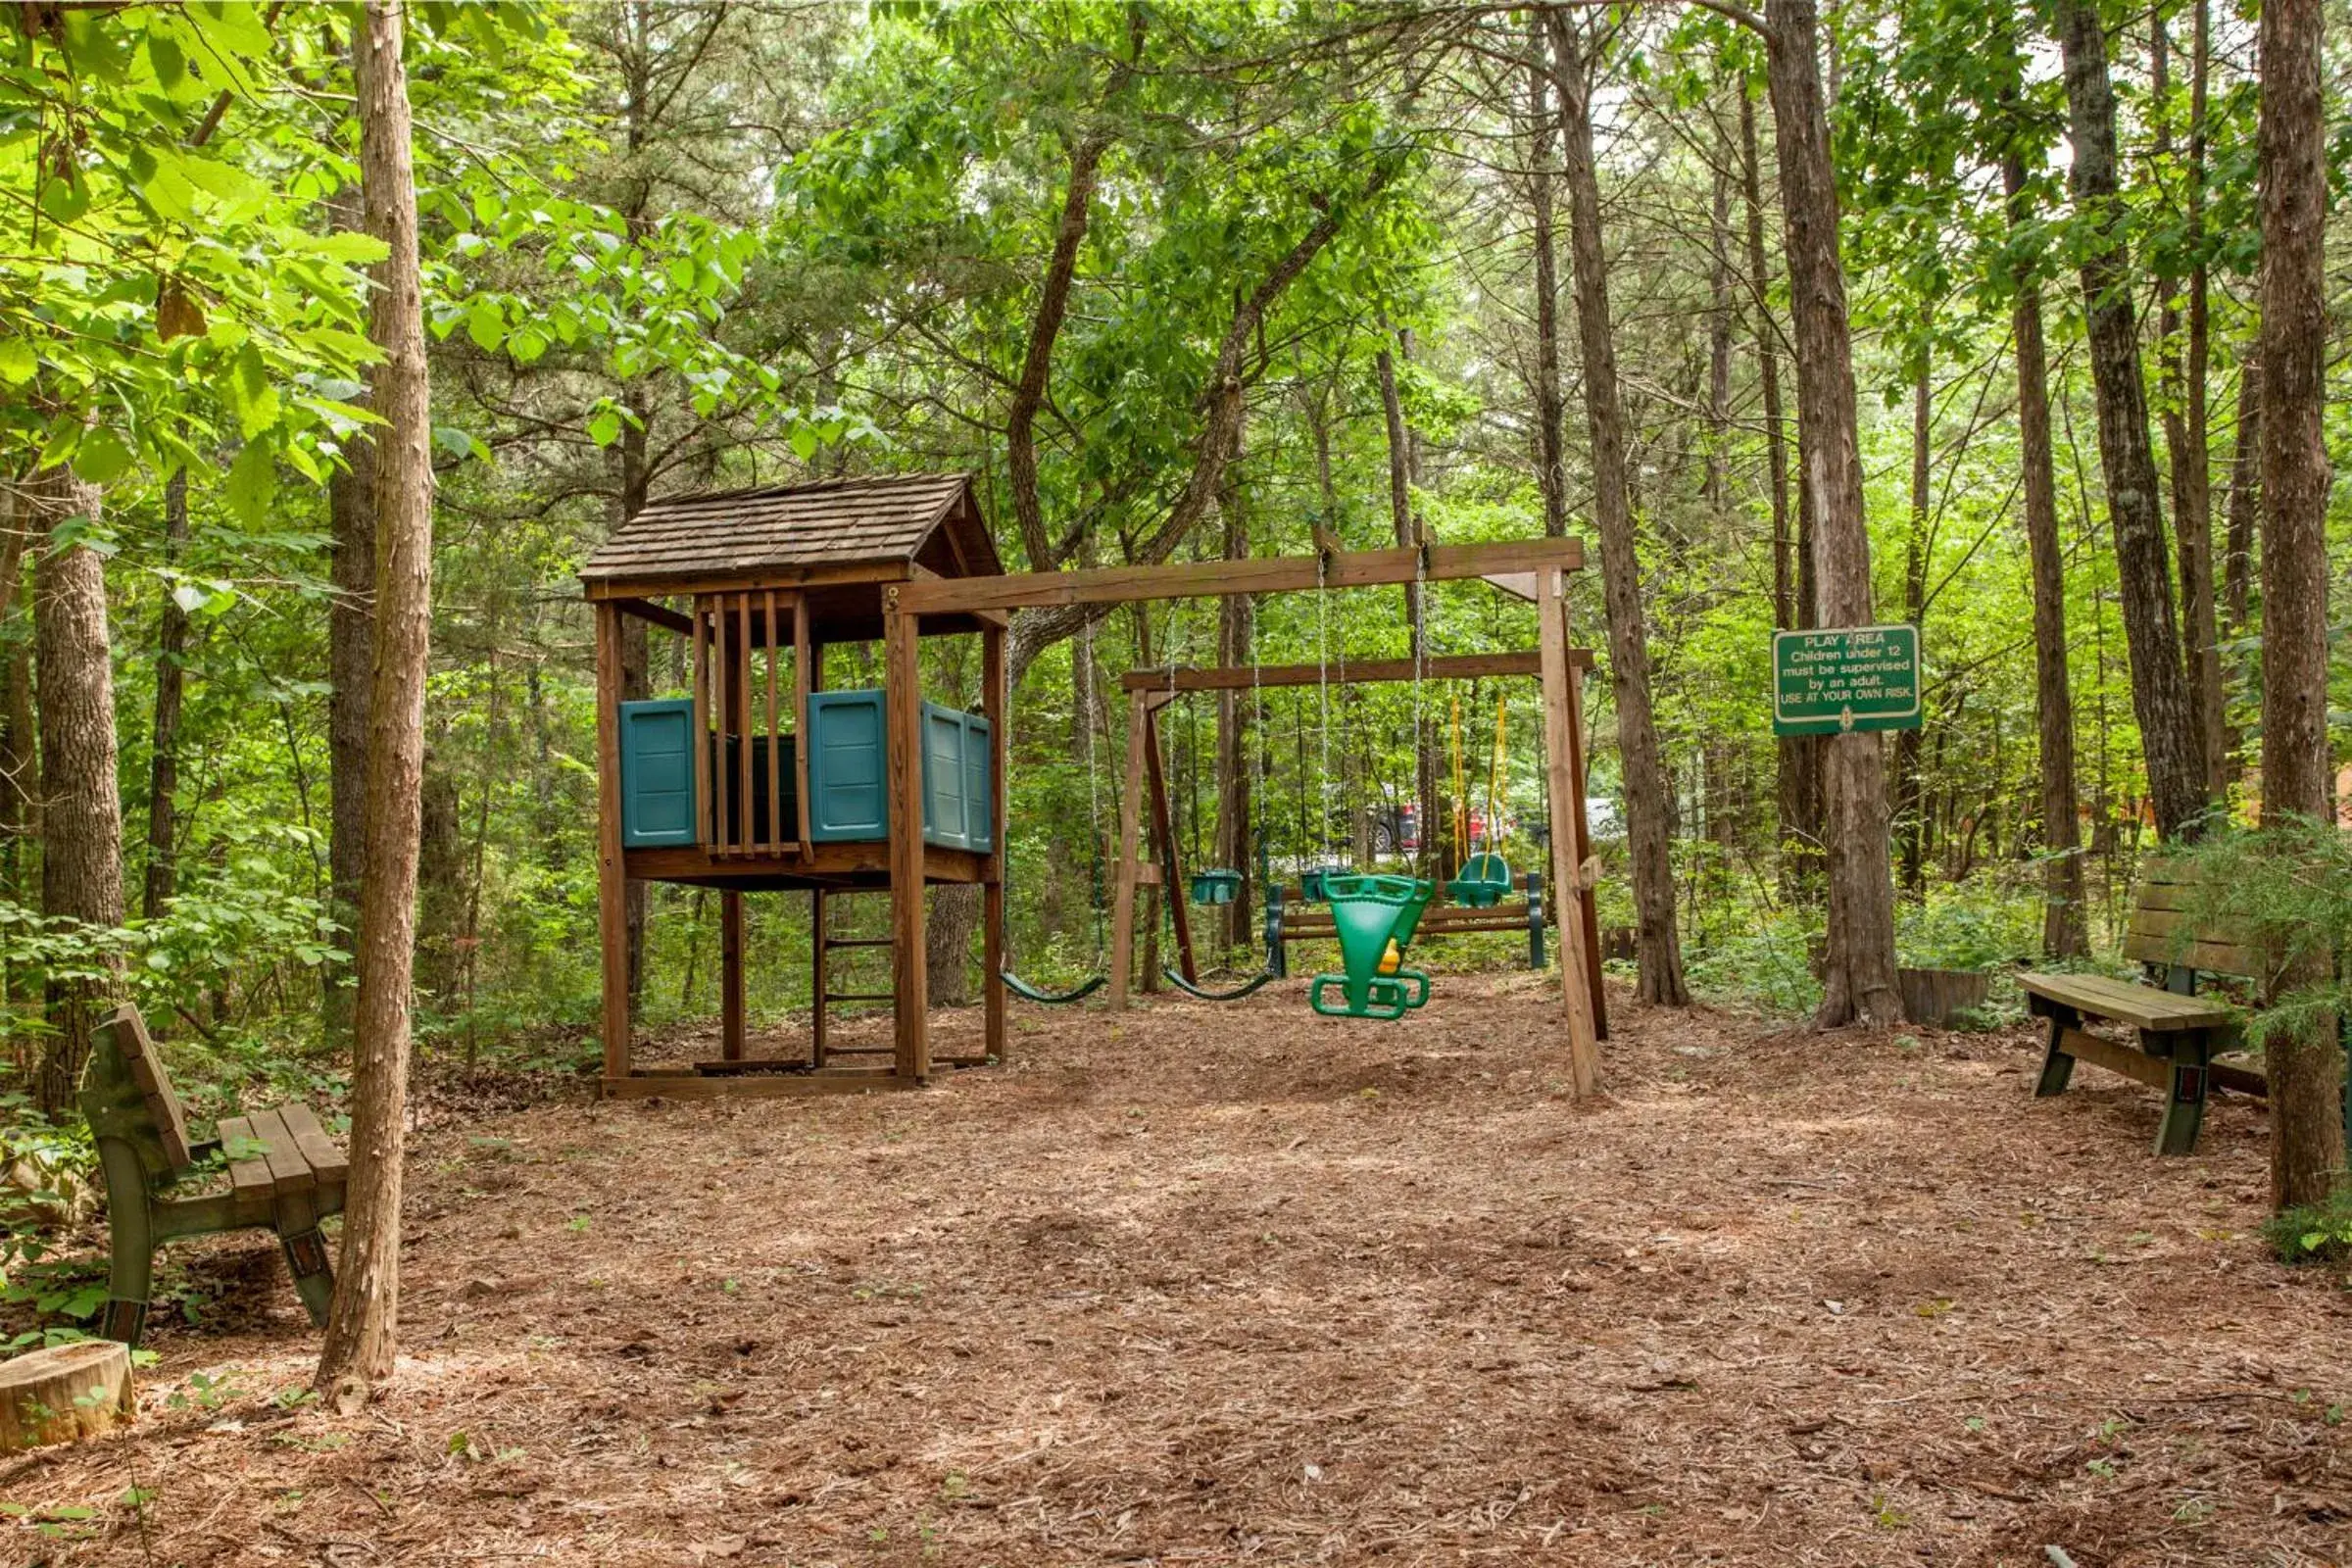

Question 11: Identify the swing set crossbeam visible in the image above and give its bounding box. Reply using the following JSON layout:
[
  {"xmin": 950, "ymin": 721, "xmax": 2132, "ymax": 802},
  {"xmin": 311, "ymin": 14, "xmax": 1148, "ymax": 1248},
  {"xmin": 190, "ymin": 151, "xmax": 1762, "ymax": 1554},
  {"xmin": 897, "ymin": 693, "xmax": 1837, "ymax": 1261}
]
[
  {"xmin": 896, "ymin": 540, "xmax": 1585, "ymax": 616},
  {"xmin": 1120, "ymin": 649, "xmax": 1592, "ymax": 695}
]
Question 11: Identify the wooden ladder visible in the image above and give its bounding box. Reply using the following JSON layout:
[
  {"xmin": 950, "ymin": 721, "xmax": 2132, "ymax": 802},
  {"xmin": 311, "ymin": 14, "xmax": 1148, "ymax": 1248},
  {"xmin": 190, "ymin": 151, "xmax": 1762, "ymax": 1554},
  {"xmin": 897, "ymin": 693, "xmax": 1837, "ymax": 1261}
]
[{"xmin": 811, "ymin": 888, "xmax": 897, "ymax": 1067}]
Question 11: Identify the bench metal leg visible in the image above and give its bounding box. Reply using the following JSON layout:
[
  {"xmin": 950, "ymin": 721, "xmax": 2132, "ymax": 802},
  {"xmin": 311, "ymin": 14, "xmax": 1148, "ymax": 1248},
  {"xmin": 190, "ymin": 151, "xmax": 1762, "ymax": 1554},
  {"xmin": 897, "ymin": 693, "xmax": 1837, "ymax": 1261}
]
[
  {"xmin": 2152, "ymin": 1031, "xmax": 2211, "ymax": 1156},
  {"xmin": 2034, "ymin": 1004, "xmax": 2080, "ymax": 1097},
  {"xmin": 280, "ymin": 1228, "xmax": 336, "ymax": 1327}
]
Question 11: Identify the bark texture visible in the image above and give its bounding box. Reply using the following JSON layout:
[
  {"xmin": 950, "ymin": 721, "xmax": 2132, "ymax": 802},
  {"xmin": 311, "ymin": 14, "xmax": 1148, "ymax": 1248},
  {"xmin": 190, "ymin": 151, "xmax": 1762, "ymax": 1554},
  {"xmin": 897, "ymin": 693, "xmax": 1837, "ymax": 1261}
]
[
  {"xmin": 2251, "ymin": 0, "xmax": 2343, "ymax": 1211},
  {"xmin": 1763, "ymin": 0, "xmax": 1901, "ymax": 1026},
  {"xmin": 1548, "ymin": 6, "xmax": 1686, "ymax": 1005},
  {"xmin": 30, "ymin": 467, "xmax": 123, "ymax": 1116},
  {"xmin": 0, "ymin": 496, "xmax": 39, "ymax": 907},
  {"xmin": 1528, "ymin": 19, "xmax": 1567, "ymax": 541},
  {"xmin": 2003, "ymin": 153, "xmax": 2087, "ymax": 958},
  {"xmin": 318, "ymin": 0, "xmax": 432, "ymax": 1401},
  {"xmin": 1742, "ymin": 85, "xmax": 1817, "ymax": 900},
  {"xmin": 2052, "ymin": 0, "xmax": 2208, "ymax": 839},
  {"xmin": 325, "ymin": 178, "xmax": 375, "ymax": 1043},
  {"xmin": 2163, "ymin": 2, "xmax": 2227, "ymax": 796}
]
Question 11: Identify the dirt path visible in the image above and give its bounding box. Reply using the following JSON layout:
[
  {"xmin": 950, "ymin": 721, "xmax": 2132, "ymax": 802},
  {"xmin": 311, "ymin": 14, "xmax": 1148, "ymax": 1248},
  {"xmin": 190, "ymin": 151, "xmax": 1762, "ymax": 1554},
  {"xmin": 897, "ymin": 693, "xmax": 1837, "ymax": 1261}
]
[{"xmin": 10, "ymin": 975, "xmax": 2348, "ymax": 1565}]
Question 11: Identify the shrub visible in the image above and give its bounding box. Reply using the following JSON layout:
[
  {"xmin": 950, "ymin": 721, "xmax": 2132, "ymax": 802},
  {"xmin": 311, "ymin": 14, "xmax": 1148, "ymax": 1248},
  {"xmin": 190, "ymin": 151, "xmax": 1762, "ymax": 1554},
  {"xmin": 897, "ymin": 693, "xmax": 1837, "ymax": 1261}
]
[{"xmin": 2262, "ymin": 1187, "xmax": 2352, "ymax": 1267}]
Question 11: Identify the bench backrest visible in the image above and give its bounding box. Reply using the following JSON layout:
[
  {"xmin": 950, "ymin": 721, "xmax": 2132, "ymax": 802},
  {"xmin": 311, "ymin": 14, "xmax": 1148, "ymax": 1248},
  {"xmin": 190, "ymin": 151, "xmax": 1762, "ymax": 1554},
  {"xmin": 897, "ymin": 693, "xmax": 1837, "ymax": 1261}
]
[
  {"xmin": 77, "ymin": 1004, "xmax": 194, "ymax": 1181},
  {"xmin": 2125, "ymin": 861, "xmax": 2260, "ymax": 985}
]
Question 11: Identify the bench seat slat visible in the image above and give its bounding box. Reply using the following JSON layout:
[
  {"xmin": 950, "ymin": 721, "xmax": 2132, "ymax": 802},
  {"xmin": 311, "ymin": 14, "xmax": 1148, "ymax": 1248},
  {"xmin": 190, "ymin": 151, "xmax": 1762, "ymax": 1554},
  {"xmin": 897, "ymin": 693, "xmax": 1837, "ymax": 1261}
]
[
  {"xmin": 2018, "ymin": 971, "xmax": 2232, "ymax": 1031},
  {"xmin": 243, "ymin": 1107, "xmax": 317, "ymax": 1197},
  {"xmin": 275, "ymin": 1103, "xmax": 349, "ymax": 1188},
  {"xmin": 215, "ymin": 1114, "xmax": 277, "ymax": 1225}
]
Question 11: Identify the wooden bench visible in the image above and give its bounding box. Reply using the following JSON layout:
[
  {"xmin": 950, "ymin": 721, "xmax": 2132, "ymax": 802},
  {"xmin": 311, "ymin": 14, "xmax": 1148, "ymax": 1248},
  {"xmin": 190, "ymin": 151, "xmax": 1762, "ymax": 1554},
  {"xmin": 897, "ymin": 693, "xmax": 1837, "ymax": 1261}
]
[
  {"xmin": 76, "ymin": 1004, "xmax": 347, "ymax": 1347},
  {"xmin": 2019, "ymin": 862, "xmax": 2266, "ymax": 1156}
]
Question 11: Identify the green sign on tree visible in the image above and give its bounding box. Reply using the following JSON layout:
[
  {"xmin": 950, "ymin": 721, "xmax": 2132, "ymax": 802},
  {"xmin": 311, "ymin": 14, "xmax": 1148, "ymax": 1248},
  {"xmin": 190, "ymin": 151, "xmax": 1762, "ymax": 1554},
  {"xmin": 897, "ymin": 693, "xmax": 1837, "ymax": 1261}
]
[{"xmin": 1772, "ymin": 626, "xmax": 1922, "ymax": 736}]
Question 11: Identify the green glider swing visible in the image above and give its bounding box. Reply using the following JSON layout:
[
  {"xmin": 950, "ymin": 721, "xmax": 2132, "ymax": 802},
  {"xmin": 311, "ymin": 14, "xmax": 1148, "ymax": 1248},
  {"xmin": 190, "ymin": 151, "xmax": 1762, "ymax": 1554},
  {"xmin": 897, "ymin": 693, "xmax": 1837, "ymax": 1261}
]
[{"xmin": 1301, "ymin": 553, "xmax": 1441, "ymax": 1021}]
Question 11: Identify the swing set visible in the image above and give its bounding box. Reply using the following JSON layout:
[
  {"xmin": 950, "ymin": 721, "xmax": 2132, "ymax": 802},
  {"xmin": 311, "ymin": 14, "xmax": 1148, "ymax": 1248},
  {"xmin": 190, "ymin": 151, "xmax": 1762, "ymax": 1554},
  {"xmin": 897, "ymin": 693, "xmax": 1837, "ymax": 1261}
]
[
  {"xmin": 949, "ymin": 530, "xmax": 1601, "ymax": 1095},
  {"xmin": 1118, "ymin": 646, "xmax": 1608, "ymax": 1037}
]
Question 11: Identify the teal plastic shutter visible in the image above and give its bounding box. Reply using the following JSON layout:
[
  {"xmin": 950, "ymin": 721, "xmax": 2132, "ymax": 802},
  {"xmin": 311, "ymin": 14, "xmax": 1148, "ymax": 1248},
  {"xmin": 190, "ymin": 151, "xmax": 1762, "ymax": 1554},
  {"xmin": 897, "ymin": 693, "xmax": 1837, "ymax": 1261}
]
[
  {"xmin": 962, "ymin": 712, "xmax": 993, "ymax": 852},
  {"xmin": 921, "ymin": 703, "xmax": 968, "ymax": 850},
  {"xmin": 807, "ymin": 690, "xmax": 888, "ymax": 841},
  {"xmin": 618, "ymin": 700, "xmax": 697, "ymax": 848}
]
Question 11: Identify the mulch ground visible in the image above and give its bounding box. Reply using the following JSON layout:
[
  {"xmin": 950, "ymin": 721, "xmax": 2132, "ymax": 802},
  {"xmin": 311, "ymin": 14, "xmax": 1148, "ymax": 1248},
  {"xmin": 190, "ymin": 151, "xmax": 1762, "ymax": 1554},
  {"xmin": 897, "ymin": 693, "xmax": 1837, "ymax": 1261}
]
[{"xmin": 9, "ymin": 973, "xmax": 2348, "ymax": 1566}]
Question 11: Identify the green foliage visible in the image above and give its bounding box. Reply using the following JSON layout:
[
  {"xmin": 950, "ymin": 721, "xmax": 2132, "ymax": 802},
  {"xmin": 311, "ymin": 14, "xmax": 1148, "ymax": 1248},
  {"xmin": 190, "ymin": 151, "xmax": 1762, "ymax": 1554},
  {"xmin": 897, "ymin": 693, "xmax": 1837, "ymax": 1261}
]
[
  {"xmin": 2262, "ymin": 1187, "xmax": 2352, "ymax": 1268},
  {"xmin": 2169, "ymin": 818, "xmax": 2352, "ymax": 1050}
]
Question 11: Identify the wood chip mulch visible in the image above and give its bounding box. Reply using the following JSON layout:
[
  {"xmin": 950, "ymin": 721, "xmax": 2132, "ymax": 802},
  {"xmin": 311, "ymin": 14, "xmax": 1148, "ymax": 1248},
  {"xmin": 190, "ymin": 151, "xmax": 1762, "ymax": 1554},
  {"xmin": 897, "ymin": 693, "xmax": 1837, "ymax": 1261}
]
[{"xmin": 7, "ymin": 973, "xmax": 2347, "ymax": 1565}]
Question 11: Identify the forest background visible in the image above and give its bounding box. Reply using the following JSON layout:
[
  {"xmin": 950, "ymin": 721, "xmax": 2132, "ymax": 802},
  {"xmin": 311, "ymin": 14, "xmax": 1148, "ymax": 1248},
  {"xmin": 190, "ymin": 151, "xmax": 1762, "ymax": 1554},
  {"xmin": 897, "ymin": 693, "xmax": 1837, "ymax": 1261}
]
[{"xmin": 0, "ymin": 0, "xmax": 2346, "ymax": 1320}]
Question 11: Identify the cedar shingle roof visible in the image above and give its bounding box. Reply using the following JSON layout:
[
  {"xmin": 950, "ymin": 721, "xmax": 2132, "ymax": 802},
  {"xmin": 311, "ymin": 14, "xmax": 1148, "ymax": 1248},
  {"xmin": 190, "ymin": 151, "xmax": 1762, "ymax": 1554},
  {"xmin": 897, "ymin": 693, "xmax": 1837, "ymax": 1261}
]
[{"xmin": 578, "ymin": 472, "xmax": 1000, "ymax": 585}]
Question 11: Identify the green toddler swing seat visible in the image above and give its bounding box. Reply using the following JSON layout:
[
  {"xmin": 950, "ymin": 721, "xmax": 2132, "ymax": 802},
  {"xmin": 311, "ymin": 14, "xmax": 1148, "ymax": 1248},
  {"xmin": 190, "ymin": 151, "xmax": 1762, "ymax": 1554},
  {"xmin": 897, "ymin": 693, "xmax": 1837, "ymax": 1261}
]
[
  {"xmin": 1447, "ymin": 852, "xmax": 1513, "ymax": 908},
  {"xmin": 1307, "ymin": 872, "xmax": 1436, "ymax": 1020}
]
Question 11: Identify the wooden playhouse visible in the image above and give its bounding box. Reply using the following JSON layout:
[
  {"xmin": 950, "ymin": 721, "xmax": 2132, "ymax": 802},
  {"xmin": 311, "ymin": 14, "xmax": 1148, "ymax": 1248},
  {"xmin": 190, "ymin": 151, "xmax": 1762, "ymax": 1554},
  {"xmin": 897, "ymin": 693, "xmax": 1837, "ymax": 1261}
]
[{"xmin": 582, "ymin": 473, "xmax": 1009, "ymax": 1097}]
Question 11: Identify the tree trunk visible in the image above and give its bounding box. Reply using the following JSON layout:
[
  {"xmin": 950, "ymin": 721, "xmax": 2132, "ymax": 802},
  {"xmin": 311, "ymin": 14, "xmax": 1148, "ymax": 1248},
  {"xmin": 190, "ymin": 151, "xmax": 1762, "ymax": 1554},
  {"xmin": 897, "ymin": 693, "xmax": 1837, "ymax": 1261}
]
[
  {"xmin": 415, "ymin": 746, "xmax": 463, "ymax": 1004},
  {"xmin": 1763, "ymin": 0, "xmax": 1902, "ymax": 1027},
  {"xmin": 0, "ymin": 496, "xmax": 38, "ymax": 910},
  {"xmin": 317, "ymin": 0, "xmax": 431, "ymax": 1403},
  {"xmin": 1374, "ymin": 323, "xmax": 1439, "ymax": 881},
  {"xmin": 1549, "ymin": 7, "xmax": 1687, "ymax": 1005},
  {"xmin": 1528, "ymin": 17, "xmax": 1568, "ymax": 541},
  {"xmin": 30, "ymin": 467, "xmax": 123, "ymax": 1116},
  {"xmin": 1896, "ymin": 357, "xmax": 1930, "ymax": 902},
  {"xmin": 2251, "ymin": 0, "xmax": 2342, "ymax": 1212},
  {"xmin": 2153, "ymin": 9, "xmax": 2226, "ymax": 800},
  {"xmin": 326, "ymin": 176, "xmax": 376, "ymax": 1045},
  {"xmin": 1705, "ymin": 118, "xmax": 1735, "ymax": 518},
  {"xmin": 2052, "ymin": 0, "xmax": 2208, "ymax": 840},
  {"xmin": 143, "ymin": 467, "xmax": 191, "ymax": 925},
  {"xmin": 1743, "ymin": 84, "xmax": 1816, "ymax": 904},
  {"xmin": 2221, "ymin": 347, "xmax": 2257, "ymax": 629},
  {"xmin": 926, "ymin": 886, "xmax": 977, "ymax": 1006},
  {"xmin": 1213, "ymin": 426, "xmax": 1253, "ymax": 950},
  {"xmin": 2003, "ymin": 151, "xmax": 2087, "ymax": 958}
]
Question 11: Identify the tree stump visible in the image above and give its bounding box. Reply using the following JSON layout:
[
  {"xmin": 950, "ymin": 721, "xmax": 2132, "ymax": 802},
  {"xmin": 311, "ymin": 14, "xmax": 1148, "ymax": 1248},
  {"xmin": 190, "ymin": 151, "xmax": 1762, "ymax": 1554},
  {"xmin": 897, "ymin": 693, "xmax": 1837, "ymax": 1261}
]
[{"xmin": 0, "ymin": 1341, "xmax": 134, "ymax": 1451}]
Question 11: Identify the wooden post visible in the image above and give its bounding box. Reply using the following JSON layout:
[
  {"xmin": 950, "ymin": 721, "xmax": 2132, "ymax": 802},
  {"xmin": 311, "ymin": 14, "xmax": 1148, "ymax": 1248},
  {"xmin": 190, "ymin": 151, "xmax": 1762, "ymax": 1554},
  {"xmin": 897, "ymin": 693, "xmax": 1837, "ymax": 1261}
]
[
  {"xmin": 1561, "ymin": 661, "xmax": 1609, "ymax": 1041},
  {"xmin": 691, "ymin": 598, "xmax": 710, "ymax": 849},
  {"xmin": 764, "ymin": 590, "xmax": 782, "ymax": 855},
  {"xmin": 711, "ymin": 596, "xmax": 729, "ymax": 854},
  {"xmin": 884, "ymin": 591, "xmax": 929, "ymax": 1080},
  {"xmin": 720, "ymin": 890, "xmax": 745, "ymax": 1061},
  {"xmin": 1107, "ymin": 687, "xmax": 1151, "ymax": 1009},
  {"xmin": 793, "ymin": 594, "xmax": 813, "ymax": 855},
  {"xmin": 1537, "ymin": 566, "xmax": 1602, "ymax": 1096},
  {"xmin": 810, "ymin": 888, "xmax": 829, "ymax": 1068},
  {"xmin": 735, "ymin": 592, "xmax": 754, "ymax": 856},
  {"xmin": 982, "ymin": 622, "xmax": 1007, "ymax": 1064},
  {"xmin": 594, "ymin": 602, "xmax": 631, "ymax": 1082},
  {"xmin": 1142, "ymin": 703, "xmax": 1198, "ymax": 985}
]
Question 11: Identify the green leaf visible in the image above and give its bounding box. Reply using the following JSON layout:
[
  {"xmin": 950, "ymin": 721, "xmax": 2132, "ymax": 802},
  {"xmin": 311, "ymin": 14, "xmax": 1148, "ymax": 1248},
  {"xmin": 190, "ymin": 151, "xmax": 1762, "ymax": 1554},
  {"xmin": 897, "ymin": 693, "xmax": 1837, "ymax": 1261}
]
[
  {"xmin": 0, "ymin": 338, "xmax": 36, "ymax": 386},
  {"xmin": 72, "ymin": 428, "xmax": 133, "ymax": 486},
  {"xmin": 303, "ymin": 230, "xmax": 392, "ymax": 266},
  {"xmin": 585, "ymin": 407, "xmax": 620, "ymax": 447},
  {"xmin": 224, "ymin": 441, "xmax": 275, "ymax": 525},
  {"xmin": 228, "ymin": 346, "xmax": 278, "ymax": 438},
  {"xmin": 466, "ymin": 297, "xmax": 506, "ymax": 353}
]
